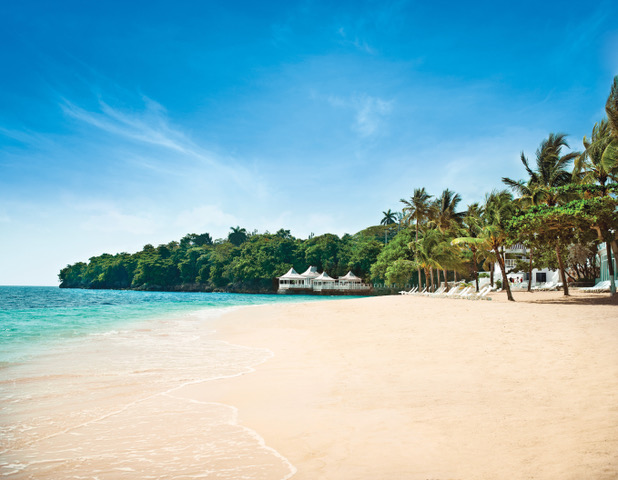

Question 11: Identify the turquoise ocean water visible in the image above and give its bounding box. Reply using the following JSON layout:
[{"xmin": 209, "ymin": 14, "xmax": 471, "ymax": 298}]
[
  {"xmin": 0, "ymin": 286, "xmax": 329, "ymax": 365},
  {"xmin": 0, "ymin": 286, "xmax": 342, "ymax": 479}
]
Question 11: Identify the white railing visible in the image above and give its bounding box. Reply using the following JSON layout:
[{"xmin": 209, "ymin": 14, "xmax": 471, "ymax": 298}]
[{"xmin": 281, "ymin": 281, "xmax": 372, "ymax": 292}]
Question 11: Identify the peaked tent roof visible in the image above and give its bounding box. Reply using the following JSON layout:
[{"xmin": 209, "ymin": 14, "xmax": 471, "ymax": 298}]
[
  {"xmin": 301, "ymin": 266, "xmax": 320, "ymax": 278},
  {"xmin": 339, "ymin": 271, "xmax": 362, "ymax": 281},
  {"xmin": 279, "ymin": 267, "xmax": 305, "ymax": 280},
  {"xmin": 314, "ymin": 272, "xmax": 335, "ymax": 281}
]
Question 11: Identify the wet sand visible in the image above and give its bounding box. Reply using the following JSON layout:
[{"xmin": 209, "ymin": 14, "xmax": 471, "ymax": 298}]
[{"xmin": 188, "ymin": 290, "xmax": 618, "ymax": 480}]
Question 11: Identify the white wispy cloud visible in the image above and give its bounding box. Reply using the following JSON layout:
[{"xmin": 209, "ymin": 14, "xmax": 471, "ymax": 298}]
[
  {"xmin": 327, "ymin": 93, "xmax": 393, "ymax": 137},
  {"xmin": 337, "ymin": 26, "xmax": 377, "ymax": 55},
  {"xmin": 60, "ymin": 96, "xmax": 199, "ymax": 157}
]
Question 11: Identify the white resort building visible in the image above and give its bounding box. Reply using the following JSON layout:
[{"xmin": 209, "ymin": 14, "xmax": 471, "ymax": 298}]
[
  {"xmin": 277, "ymin": 266, "xmax": 371, "ymax": 294},
  {"xmin": 488, "ymin": 243, "xmax": 560, "ymax": 287}
]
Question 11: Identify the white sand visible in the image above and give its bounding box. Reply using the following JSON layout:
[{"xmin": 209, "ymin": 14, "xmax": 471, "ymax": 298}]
[{"xmin": 183, "ymin": 290, "xmax": 618, "ymax": 480}]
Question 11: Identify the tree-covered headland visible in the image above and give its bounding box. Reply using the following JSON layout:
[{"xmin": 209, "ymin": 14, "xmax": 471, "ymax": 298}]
[{"xmin": 60, "ymin": 78, "xmax": 618, "ymax": 299}]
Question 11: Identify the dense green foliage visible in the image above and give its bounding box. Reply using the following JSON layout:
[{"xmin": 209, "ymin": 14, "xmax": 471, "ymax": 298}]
[{"xmin": 59, "ymin": 229, "xmax": 385, "ymax": 292}]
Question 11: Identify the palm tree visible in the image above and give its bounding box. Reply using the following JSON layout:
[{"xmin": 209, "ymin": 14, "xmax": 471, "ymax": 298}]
[
  {"xmin": 606, "ymin": 76, "xmax": 618, "ymax": 141},
  {"xmin": 400, "ymin": 188, "xmax": 433, "ymax": 287},
  {"xmin": 430, "ymin": 189, "xmax": 465, "ymax": 289},
  {"xmin": 412, "ymin": 228, "xmax": 459, "ymax": 292},
  {"xmin": 228, "ymin": 226, "xmax": 248, "ymax": 246},
  {"xmin": 452, "ymin": 203, "xmax": 484, "ymax": 292},
  {"xmin": 481, "ymin": 190, "xmax": 516, "ymax": 301},
  {"xmin": 380, "ymin": 209, "xmax": 397, "ymax": 225},
  {"xmin": 503, "ymin": 133, "xmax": 579, "ymax": 295},
  {"xmin": 573, "ymin": 119, "xmax": 618, "ymax": 294},
  {"xmin": 574, "ymin": 119, "xmax": 618, "ymax": 194}
]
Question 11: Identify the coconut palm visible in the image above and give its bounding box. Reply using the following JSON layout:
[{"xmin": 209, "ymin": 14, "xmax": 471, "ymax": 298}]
[
  {"xmin": 400, "ymin": 188, "xmax": 433, "ymax": 287},
  {"xmin": 452, "ymin": 203, "xmax": 485, "ymax": 292},
  {"xmin": 503, "ymin": 133, "xmax": 579, "ymax": 295},
  {"xmin": 573, "ymin": 119, "xmax": 618, "ymax": 194},
  {"xmin": 480, "ymin": 190, "xmax": 516, "ymax": 301},
  {"xmin": 606, "ymin": 76, "xmax": 618, "ymax": 141},
  {"xmin": 429, "ymin": 189, "xmax": 465, "ymax": 288},
  {"xmin": 412, "ymin": 228, "xmax": 460, "ymax": 292},
  {"xmin": 573, "ymin": 119, "xmax": 618, "ymax": 294}
]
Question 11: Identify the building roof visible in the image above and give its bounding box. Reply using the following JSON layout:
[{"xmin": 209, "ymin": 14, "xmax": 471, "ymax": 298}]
[
  {"xmin": 339, "ymin": 271, "xmax": 361, "ymax": 281},
  {"xmin": 314, "ymin": 272, "xmax": 335, "ymax": 282},
  {"xmin": 301, "ymin": 266, "xmax": 320, "ymax": 278},
  {"xmin": 279, "ymin": 267, "xmax": 305, "ymax": 280}
]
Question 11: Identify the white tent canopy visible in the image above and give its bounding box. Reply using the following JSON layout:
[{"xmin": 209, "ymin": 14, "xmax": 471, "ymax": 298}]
[
  {"xmin": 301, "ymin": 266, "xmax": 320, "ymax": 278},
  {"xmin": 279, "ymin": 268, "xmax": 305, "ymax": 280},
  {"xmin": 339, "ymin": 271, "xmax": 361, "ymax": 282},
  {"xmin": 314, "ymin": 272, "xmax": 336, "ymax": 282}
]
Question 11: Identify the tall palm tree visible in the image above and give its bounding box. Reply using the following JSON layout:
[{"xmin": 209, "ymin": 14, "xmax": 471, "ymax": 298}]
[
  {"xmin": 400, "ymin": 188, "xmax": 433, "ymax": 287},
  {"xmin": 503, "ymin": 133, "xmax": 579, "ymax": 295},
  {"xmin": 430, "ymin": 189, "xmax": 465, "ymax": 289},
  {"xmin": 413, "ymin": 228, "xmax": 460, "ymax": 292},
  {"xmin": 573, "ymin": 119, "xmax": 618, "ymax": 194},
  {"xmin": 573, "ymin": 119, "xmax": 618, "ymax": 294},
  {"xmin": 380, "ymin": 209, "xmax": 397, "ymax": 225},
  {"xmin": 606, "ymin": 76, "xmax": 618, "ymax": 141},
  {"xmin": 481, "ymin": 190, "xmax": 516, "ymax": 301},
  {"xmin": 452, "ymin": 203, "xmax": 484, "ymax": 292}
]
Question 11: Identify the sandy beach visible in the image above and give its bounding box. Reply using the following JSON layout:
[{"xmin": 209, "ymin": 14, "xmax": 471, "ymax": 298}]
[{"xmin": 173, "ymin": 290, "xmax": 618, "ymax": 480}]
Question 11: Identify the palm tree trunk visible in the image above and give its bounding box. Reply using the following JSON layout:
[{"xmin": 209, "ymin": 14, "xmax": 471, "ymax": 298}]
[
  {"xmin": 495, "ymin": 247, "xmax": 514, "ymax": 301},
  {"xmin": 527, "ymin": 247, "xmax": 534, "ymax": 293},
  {"xmin": 555, "ymin": 243, "xmax": 569, "ymax": 296},
  {"xmin": 606, "ymin": 241, "xmax": 616, "ymax": 295},
  {"xmin": 472, "ymin": 250, "xmax": 479, "ymax": 292},
  {"xmin": 490, "ymin": 262, "xmax": 495, "ymax": 287},
  {"xmin": 454, "ymin": 270, "xmax": 457, "ymax": 283},
  {"xmin": 430, "ymin": 268, "xmax": 435, "ymax": 292},
  {"xmin": 415, "ymin": 223, "xmax": 421, "ymax": 291},
  {"xmin": 443, "ymin": 269, "xmax": 449, "ymax": 291}
]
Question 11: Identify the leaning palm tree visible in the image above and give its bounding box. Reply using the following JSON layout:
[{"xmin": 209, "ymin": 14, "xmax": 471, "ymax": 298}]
[
  {"xmin": 400, "ymin": 188, "xmax": 433, "ymax": 287},
  {"xmin": 503, "ymin": 133, "xmax": 579, "ymax": 295}
]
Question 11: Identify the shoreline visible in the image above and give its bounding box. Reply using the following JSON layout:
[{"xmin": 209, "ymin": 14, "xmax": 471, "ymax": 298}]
[{"xmin": 198, "ymin": 291, "xmax": 618, "ymax": 479}]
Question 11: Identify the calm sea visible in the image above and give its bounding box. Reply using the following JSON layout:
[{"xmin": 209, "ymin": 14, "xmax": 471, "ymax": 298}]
[{"xmin": 0, "ymin": 286, "xmax": 336, "ymax": 479}]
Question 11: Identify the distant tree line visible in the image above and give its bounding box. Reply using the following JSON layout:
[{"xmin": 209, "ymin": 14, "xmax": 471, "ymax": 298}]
[{"xmin": 59, "ymin": 228, "xmax": 384, "ymax": 292}]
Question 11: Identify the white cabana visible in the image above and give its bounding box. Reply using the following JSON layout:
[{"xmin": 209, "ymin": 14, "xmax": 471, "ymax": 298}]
[
  {"xmin": 313, "ymin": 271, "xmax": 336, "ymax": 291},
  {"xmin": 278, "ymin": 267, "xmax": 307, "ymax": 290},
  {"xmin": 339, "ymin": 271, "xmax": 362, "ymax": 282},
  {"xmin": 301, "ymin": 266, "xmax": 320, "ymax": 278}
]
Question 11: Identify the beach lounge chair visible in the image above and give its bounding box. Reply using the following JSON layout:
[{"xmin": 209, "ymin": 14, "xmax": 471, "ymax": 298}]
[
  {"xmin": 471, "ymin": 285, "xmax": 492, "ymax": 300},
  {"xmin": 443, "ymin": 285, "xmax": 463, "ymax": 298},
  {"xmin": 428, "ymin": 286, "xmax": 446, "ymax": 296},
  {"xmin": 454, "ymin": 286, "xmax": 472, "ymax": 298},
  {"xmin": 582, "ymin": 280, "xmax": 611, "ymax": 292}
]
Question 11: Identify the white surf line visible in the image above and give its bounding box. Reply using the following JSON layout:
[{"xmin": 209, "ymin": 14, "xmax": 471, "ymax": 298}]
[
  {"xmin": 162, "ymin": 393, "xmax": 298, "ymax": 480},
  {"xmin": 19, "ymin": 342, "xmax": 275, "ymax": 447}
]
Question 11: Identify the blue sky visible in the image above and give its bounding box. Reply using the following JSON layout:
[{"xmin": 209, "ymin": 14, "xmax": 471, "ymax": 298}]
[{"xmin": 1, "ymin": 0, "xmax": 617, "ymax": 285}]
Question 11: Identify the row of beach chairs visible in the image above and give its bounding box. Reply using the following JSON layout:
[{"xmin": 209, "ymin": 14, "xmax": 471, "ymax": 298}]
[
  {"xmin": 399, "ymin": 284, "xmax": 492, "ymax": 300},
  {"xmin": 531, "ymin": 281, "xmax": 561, "ymax": 291},
  {"xmin": 579, "ymin": 280, "xmax": 612, "ymax": 292}
]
